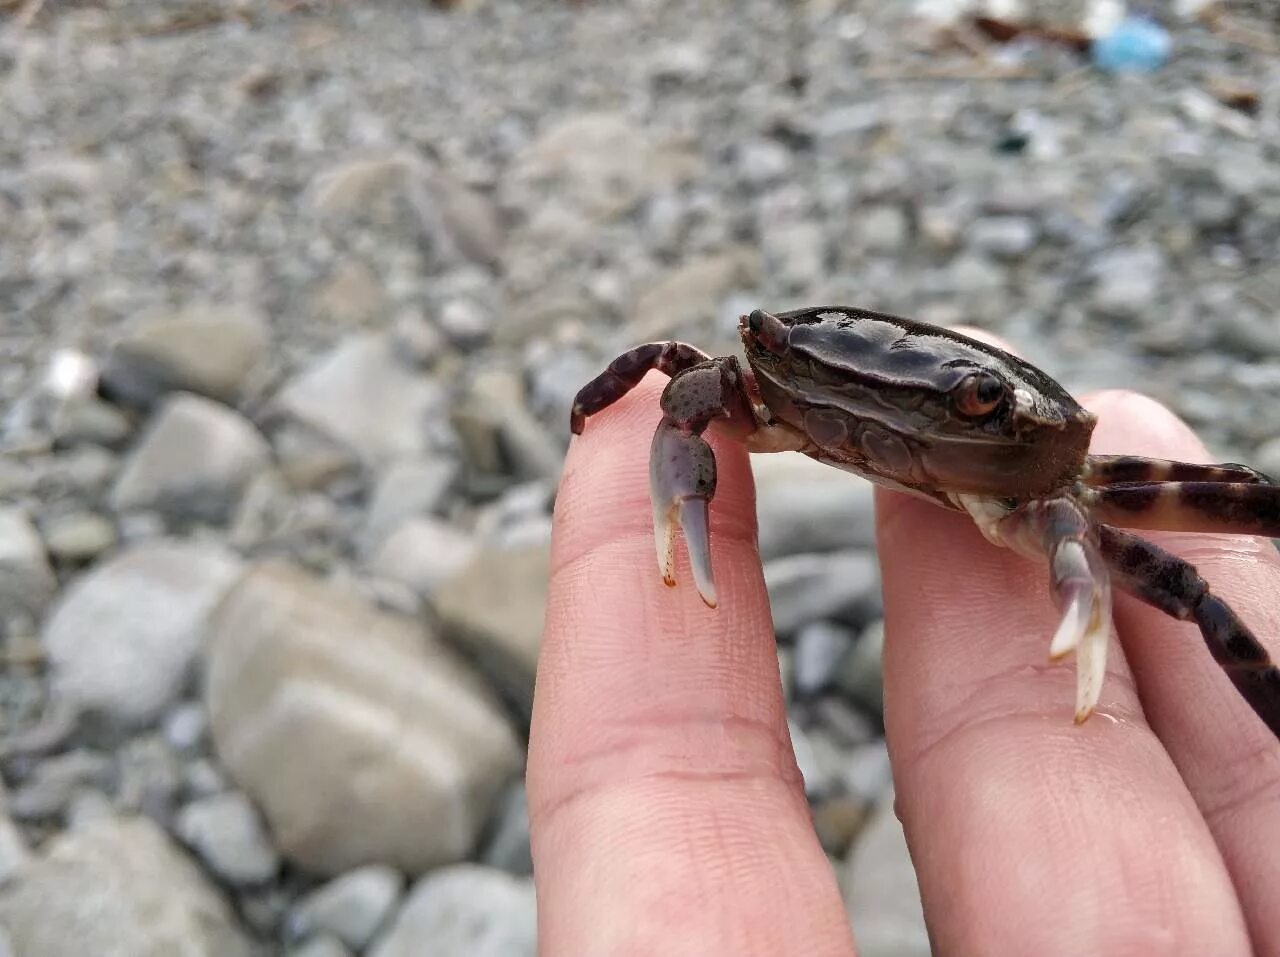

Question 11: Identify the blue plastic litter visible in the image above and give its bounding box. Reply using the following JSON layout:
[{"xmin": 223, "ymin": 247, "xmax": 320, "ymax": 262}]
[{"xmin": 1091, "ymin": 16, "xmax": 1172, "ymax": 73}]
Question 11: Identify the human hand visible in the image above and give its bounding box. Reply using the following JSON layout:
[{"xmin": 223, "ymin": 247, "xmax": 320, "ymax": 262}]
[{"xmin": 528, "ymin": 355, "xmax": 1280, "ymax": 955}]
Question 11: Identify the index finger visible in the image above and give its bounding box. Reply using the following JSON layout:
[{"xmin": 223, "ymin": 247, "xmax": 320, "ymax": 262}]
[{"xmin": 528, "ymin": 373, "xmax": 855, "ymax": 956}]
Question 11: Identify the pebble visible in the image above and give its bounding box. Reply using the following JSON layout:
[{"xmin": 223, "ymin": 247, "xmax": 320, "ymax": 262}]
[
  {"xmin": 843, "ymin": 793, "xmax": 930, "ymax": 957},
  {"xmin": 967, "ymin": 215, "xmax": 1038, "ymax": 259},
  {"xmin": 100, "ymin": 306, "xmax": 270, "ymax": 409},
  {"xmin": 0, "ymin": 784, "xmax": 31, "ymax": 883},
  {"xmin": 39, "ymin": 510, "xmax": 117, "ymax": 564},
  {"xmin": 0, "ymin": 507, "xmax": 56, "ymax": 620},
  {"xmin": 368, "ymin": 864, "xmax": 536, "ymax": 957},
  {"xmin": 836, "ymin": 620, "xmax": 886, "ymax": 717},
  {"xmin": 432, "ymin": 543, "xmax": 550, "ymax": 716},
  {"xmin": 289, "ymin": 936, "xmax": 353, "ymax": 957},
  {"xmin": 450, "ymin": 367, "xmax": 563, "ymax": 484},
  {"xmin": 7, "ymin": 750, "xmax": 114, "ymax": 822},
  {"xmin": 368, "ymin": 517, "xmax": 479, "ymax": 598},
  {"xmin": 1088, "ymin": 245, "xmax": 1167, "ymax": 320},
  {"xmin": 360, "ymin": 456, "xmax": 459, "ymax": 553},
  {"xmin": 162, "ymin": 702, "xmax": 207, "ymax": 754},
  {"xmin": 437, "ymin": 298, "xmax": 493, "ymax": 349},
  {"xmin": 275, "ymin": 333, "xmax": 448, "ymax": 469},
  {"xmin": 41, "ymin": 540, "xmax": 243, "ymax": 726},
  {"xmin": 0, "ymin": 816, "xmax": 252, "ymax": 957},
  {"xmin": 793, "ymin": 621, "xmax": 857, "ymax": 697},
  {"xmin": 204, "ymin": 561, "xmax": 521, "ymax": 875},
  {"xmin": 763, "ymin": 550, "xmax": 882, "ymax": 637},
  {"xmin": 115, "ymin": 735, "xmax": 185, "ymax": 822},
  {"xmin": 175, "ymin": 791, "xmax": 280, "ymax": 887},
  {"xmin": 109, "ymin": 393, "xmax": 271, "ymax": 523},
  {"xmin": 289, "ymin": 864, "xmax": 405, "ymax": 950},
  {"xmin": 857, "ymin": 204, "xmax": 910, "ymax": 252}
]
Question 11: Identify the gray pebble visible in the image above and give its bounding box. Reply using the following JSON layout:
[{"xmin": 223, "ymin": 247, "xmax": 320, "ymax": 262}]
[
  {"xmin": 40, "ymin": 511, "xmax": 117, "ymax": 563},
  {"xmin": 289, "ymin": 865, "xmax": 405, "ymax": 950},
  {"xmin": 175, "ymin": 791, "xmax": 280, "ymax": 886}
]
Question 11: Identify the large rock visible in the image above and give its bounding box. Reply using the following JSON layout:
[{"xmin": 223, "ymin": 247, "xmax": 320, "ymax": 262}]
[
  {"xmin": 110, "ymin": 393, "xmax": 271, "ymax": 523},
  {"xmin": 0, "ymin": 507, "xmax": 56, "ymax": 620},
  {"xmin": 368, "ymin": 865, "xmax": 535, "ymax": 957},
  {"xmin": 432, "ymin": 543, "xmax": 550, "ymax": 716},
  {"xmin": 843, "ymin": 794, "xmax": 930, "ymax": 957},
  {"xmin": 42, "ymin": 540, "xmax": 243, "ymax": 726},
  {"xmin": 274, "ymin": 334, "xmax": 447, "ymax": 469},
  {"xmin": 100, "ymin": 306, "xmax": 270, "ymax": 409},
  {"xmin": 0, "ymin": 816, "xmax": 251, "ymax": 957},
  {"xmin": 204, "ymin": 562, "xmax": 522, "ymax": 875}
]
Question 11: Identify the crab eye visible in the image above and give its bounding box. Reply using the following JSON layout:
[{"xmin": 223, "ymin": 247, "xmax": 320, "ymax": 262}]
[{"xmin": 953, "ymin": 372, "xmax": 1006, "ymax": 417}]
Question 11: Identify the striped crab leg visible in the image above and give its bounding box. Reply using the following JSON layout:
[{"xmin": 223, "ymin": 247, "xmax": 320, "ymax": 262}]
[
  {"xmin": 1082, "ymin": 455, "xmax": 1272, "ymax": 486},
  {"xmin": 1084, "ymin": 481, "xmax": 1280, "ymax": 537},
  {"xmin": 1098, "ymin": 525, "xmax": 1280, "ymax": 738}
]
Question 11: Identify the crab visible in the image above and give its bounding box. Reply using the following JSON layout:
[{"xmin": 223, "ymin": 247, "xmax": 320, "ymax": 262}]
[{"xmin": 569, "ymin": 306, "xmax": 1280, "ymax": 740}]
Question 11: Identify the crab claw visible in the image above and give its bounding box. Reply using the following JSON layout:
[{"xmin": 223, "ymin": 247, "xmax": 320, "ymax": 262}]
[
  {"xmin": 650, "ymin": 422, "xmax": 718, "ymax": 607},
  {"xmin": 1046, "ymin": 536, "xmax": 1114, "ymax": 722},
  {"xmin": 1073, "ymin": 603, "xmax": 1112, "ymax": 724}
]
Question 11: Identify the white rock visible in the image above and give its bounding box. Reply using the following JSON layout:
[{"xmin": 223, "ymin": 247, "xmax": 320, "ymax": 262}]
[
  {"xmin": 175, "ymin": 791, "xmax": 280, "ymax": 886},
  {"xmin": 40, "ymin": 510, "xmax": 117, "ymax": 563},
  {"xmin": 42, "ymin": 540, "xmax": 243, "ymax": 725},
  {"xmin": 290, "ymin": 864, "xmax": 404, "ymax": 950},
  {"xmin": 0, "ymin": 507, "xmax": 55, "ymax": 619},
  {"xmin": 432, "ymin": 543, "xmax": 550, "ymax": 716},
  {"xmin": 275, "ymin": 334, "xmax": 446, "ymax": 469},
  {"xmin": 0, "ymin": 817, "xmax": 251, "ymax": 957},
  {"xmin": 110, "ymin": 394, "xmax": 271, "ymax": 522},
  {"xmin": 204, "ymin": 562, "xmax": 521, "ymax": 875},
  {"xmin": 368, "ymin": 865, "xmax": 535, "ymax": 957}
]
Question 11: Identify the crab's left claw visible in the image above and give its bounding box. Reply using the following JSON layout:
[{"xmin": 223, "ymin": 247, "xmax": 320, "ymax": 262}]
[
  {"xmin": 650, "ymin": 422, "xmax": 718, "ymax": 607},
  {"xmin": 1048, "ymin": 538, "xmax": 1114, "ymax": 723}
]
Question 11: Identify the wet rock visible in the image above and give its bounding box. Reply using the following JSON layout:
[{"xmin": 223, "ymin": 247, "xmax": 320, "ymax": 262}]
[
  {"xmin": 0, "ymin": 816, "xmax": 251, "ymax": 957},
  {"xmin": 360, "ymin": 457, "xmax": 458, "ymax": 553},
  {"xmin": 42, "ymin": 540, "xmax": 243, "ymax": 726},
  {"xmin": 843, "ymin": 794, "xmax": 930, "ymax": 957},
  {"xmin": 763, "ymin": 550, "xmax": 881, "ymax": 637},
  {"xmin": 40, "ymin": 510, "xmax": 117, "ymax": 564},
  {"xmin": 100, "ymin": 306, "xmax": 269, "ymax": 409},
  {"xmin": 205, "ymin": 562, "xmax": 521, "ymax": 875},
  {"xmin": 110, "ymin": 394, "xmax": 271, "ymax": 523},
  {"xmin": 275, "ymin": 333, "xmax": 447, "ymax": 469},
  {"xmin": 0, "ymin": 507, "xmax": 56, "ymax": 620},
  {"xmin": 752, "ymin": 452, "xmax": 877, "ymax": 561},
  {"xmin": 289, "ymin": 865, "xmax": 404, "ymax": 950},
  {"xmin": 175, "ymin": 791, "xmax": 280, "ymax": 886},
  {"xmin": 432, "ymin": 543, "xmax": 550, "ymax": 715},
  {"xmin": 368, "ymin": 864, "xmax": 536, "ymax": 957},
  {"xmin": 368, "ymin": 517, "xmax": 478, "ymax": 598}
]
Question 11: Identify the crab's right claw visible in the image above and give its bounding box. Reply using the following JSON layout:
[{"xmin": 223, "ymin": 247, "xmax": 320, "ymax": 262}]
[{"xmin": 650, "ymin": 423, "xmax": 718, "ymax": 608}]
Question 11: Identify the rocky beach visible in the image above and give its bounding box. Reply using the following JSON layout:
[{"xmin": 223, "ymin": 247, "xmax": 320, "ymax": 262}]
[{"xmin": 0, "ymin": 0, "xmax": 1277, "ymax": 953}]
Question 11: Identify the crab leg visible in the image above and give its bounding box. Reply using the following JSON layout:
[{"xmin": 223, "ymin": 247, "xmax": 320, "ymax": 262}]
[
  {"xmin": 965, "ymin": 496, "xmax": 1115, "ymax": 722},
  {"xmin": 570, "ymin": 342, "xmax": 715, "ymax": 434},
  {"xmin": 1086, "ymin": 482, "xmax": 1280, "ymax": 537},
  {"xmin": 1098, "ymin": 525, "xmax": 1280, "ymax": 739},
  {"xmin": 648, "ymin": 357, "xmax": 761, "ymax": 608},
  {"xmin": 1083, "ymin": 455, "xmax": 1272, "ymax": 486}
]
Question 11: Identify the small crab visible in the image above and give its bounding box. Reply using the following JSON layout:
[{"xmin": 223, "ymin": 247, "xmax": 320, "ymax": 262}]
[{"xmin": 570, "ymin": 306, "xmax": 1280, "ymax": 739}]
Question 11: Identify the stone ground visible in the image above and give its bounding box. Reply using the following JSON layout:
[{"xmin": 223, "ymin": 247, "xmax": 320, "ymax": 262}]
[{"xmin": 0, "ymin": 0, "xmax": 1277, "ymax": 954}]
